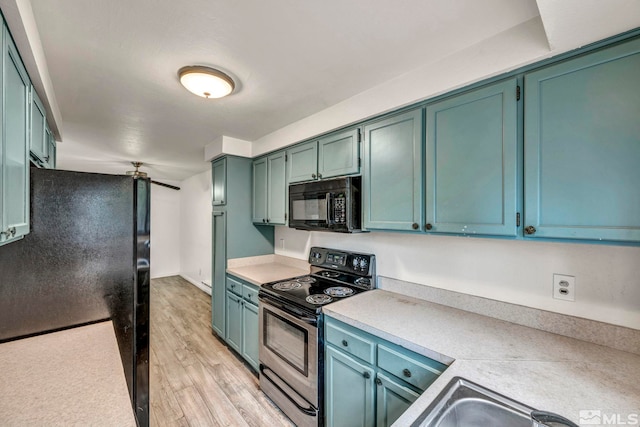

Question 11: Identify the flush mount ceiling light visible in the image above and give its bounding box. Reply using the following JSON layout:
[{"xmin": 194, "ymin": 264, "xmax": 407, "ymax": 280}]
[{"xmin": 178, "ymin": 66, "xmax": 235, "ymax": 99}]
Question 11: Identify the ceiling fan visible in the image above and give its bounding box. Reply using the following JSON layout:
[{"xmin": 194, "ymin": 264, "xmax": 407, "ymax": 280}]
[{"xmin": 126, "ymin": 162, "xmax": 180, "ymax": 191}]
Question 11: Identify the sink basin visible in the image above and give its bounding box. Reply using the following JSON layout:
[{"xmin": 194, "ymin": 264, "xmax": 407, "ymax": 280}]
[{"xmin": 412, "ymin": 377, "xmax": 535, "ymax": 427}]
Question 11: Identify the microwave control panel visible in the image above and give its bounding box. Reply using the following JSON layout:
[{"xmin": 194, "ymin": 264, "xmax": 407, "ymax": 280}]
[{"xmin": 333, "ymin": 195, "xmax": 346, "ymax": 224}]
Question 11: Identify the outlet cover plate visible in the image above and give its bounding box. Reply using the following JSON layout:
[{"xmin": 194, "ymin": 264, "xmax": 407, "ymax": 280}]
[{"xmin": 553, "ymin": 274, "xmax": 575, "ymax": 301}]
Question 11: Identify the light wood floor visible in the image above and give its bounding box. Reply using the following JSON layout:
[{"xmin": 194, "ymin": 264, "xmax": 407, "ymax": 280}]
[{"xmin": 150, "ymin": 276, "xmax": 294, "ymax": 427}]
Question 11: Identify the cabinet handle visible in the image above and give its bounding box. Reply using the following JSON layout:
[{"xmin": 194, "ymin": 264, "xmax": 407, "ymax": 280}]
[
  {"xmin": 402, "ymin": 368, "xmax": 412, "ymax": 378},
  {"xmin": 524, "ymin": 225, "xmax": 537, "ymax": 235},
  {"xmin": 312, "ymin": 173, "xmax": 316, "ymax": 179},
  {"xmin": 363, "ymin": 372, "xmax": 370, "ymax": 379},
  {"xmin": 375, "ymin": 378, "xmax": 382, "ymax": 386},
  {"xmin": 411, "ymin": 223, "xmax": 419, "ymax": 230},
  {"xmin": 262, "ymin": 219, "xmax": 266, "ymax": 223},
  {"xmin": 341, "ymin": 340, "xmax": 348, "ymax": 347},
  {"xmin": 425, "ymin": 223, "xmax": 433, "ymax": 231},
  {"xmin": 266, "ymin": 218, "xmax": 270, "ymax": 223},
  {"xmin": 318, "ymin": 173, "xmax": 322, "ymax": 179}
]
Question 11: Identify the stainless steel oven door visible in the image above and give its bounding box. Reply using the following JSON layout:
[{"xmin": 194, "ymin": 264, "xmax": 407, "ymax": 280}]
[{"xmin": 259, "ymin": 299, "xmax": 318, "ymax": 407}]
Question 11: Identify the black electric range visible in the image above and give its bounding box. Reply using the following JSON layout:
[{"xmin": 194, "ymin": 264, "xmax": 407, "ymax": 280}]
[{"xmin": 259, "ymin": 247, "xmax": 376, "ymax": 315}]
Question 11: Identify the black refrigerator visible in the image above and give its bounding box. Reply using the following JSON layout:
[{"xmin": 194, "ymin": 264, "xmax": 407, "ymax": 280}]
[{"xmin": 0, "ymin": 167, "xmax": 150, "ymax": 427}]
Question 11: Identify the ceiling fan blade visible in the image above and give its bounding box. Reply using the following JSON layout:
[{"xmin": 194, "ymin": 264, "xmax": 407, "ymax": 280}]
[{"xmin": 151, "ymin": 180, "xmax": 180, "ymax": 191}]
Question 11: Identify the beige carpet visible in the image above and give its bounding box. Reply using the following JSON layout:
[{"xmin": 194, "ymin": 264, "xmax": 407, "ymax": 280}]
[{"xmin": 0, "ymin": 321, "xmax": 136, "ymax": 427}]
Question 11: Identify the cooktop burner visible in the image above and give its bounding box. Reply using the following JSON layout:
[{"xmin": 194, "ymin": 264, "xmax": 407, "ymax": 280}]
[
  {"xmin": 355, "ymin": 277, "xmax": 371, "ymax": 287},
  {"xmin": 296, "ymin": 276, "xmax": 316, "ymax": 284},
  {"xmin": 272, "ymin": 281, "xmax": 302, "ymax": 291},
  {"xmin": 306, "ymin": 294, "xmax": 333, "ymax": 305},
  {"xmin": 319, "ymin": 271, "xmax": 340, "ymax": 279},
  {"xmin": 324, "ymin": 286, "xmax": 355, "ymax": 297}
]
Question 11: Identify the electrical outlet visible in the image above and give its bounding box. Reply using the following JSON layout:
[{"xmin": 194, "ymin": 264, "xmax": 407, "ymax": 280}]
[
  {"xmin": 280, "ymin": 238, "xmax": 285, "ymax": 250},
  {"xmin": 553, "ymin": 274, "xmax": 575, "ymax": 301}
]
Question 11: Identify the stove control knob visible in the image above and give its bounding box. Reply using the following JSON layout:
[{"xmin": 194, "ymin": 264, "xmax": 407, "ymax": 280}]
[
  {"xmin": 352, "ymin": 258, "xmax": 358, "ymax": 268},
  {"xmin": 359, "ymin": 258, "xmax": 368, "ymax": 270}
]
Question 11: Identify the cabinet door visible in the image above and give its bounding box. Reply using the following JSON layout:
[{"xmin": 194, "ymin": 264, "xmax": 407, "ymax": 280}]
[
  {"xmin": 211, "ymin": 158, "xmax": 226, "ymax": 206},
  {"xmin": 1, "ymin": 31, "xmax": 30, "ymax": 245},
  {"xmin": 46, "ymin": 128, "xmax": 56, "ymax": 169},
  {"xmin": 287, "ymin": 140, "xmax": 318, "ymax": 183},
  {"xmin": 225, "ymin": 291, "xmax": 242, "ymax": 353},
  {"xmin": 325, "ymin": 346, "xmax": 375, "ymax": 427},
  {"xmin": 363, "ymin": 109, "xmax": 423, "ymax": 231},
  {"xmin": 241, "ymin": 300, "xmax": 259, "ymax": 372},
  {"xmin": 425, "ymin": 78, "xmax": 519, "ymax": 236},
  {"xmin": 29, "ymin": 87, "xmax": 47, "ymax": 162},
  {"xmin": 524, "ymin": 39, "xmax": 640, "ymax": 242},
  {"xmin": 375, "ymin": 372, "xmax": 420, "ymax": 427},
  {"xmin": 252, "ymin": 157, "xmax": 268, "ymax": 224},
  {"xmin": 211, "ymin": 211, "xmax": 226, "ymax": 338},
  {"xmin": 318, "ymin": 128, "xmax": 360, "ymax": 179},
  {"xmin": 267, "ymin": 151, "xmax": 286, "ymax": 225}
]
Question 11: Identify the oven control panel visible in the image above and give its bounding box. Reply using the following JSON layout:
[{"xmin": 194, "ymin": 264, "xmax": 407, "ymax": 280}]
[{"xmin": 308, "ymin": 246, "xmax": 375, "ymax": 276}]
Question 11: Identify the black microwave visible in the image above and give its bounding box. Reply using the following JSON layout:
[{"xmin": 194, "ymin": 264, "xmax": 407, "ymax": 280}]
[{"xmin": 288, "ymin": 176, "xmax": 362, "ymax": 233}]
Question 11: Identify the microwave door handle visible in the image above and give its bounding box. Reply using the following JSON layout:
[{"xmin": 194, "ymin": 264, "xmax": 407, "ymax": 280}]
[{"xmin": 326, "ymin": 192, "xmax": 333, "ymax": 225}]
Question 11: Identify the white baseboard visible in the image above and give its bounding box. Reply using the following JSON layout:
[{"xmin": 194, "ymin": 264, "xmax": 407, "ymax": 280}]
[{"xmin": 180, "ymin": 273, "xmax": 212, "ymax": 295}]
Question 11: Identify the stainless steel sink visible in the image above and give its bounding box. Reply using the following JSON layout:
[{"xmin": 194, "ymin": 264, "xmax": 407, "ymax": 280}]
[{"xmin": 411, "ymin": 377, "xmax": 577, "ymax": 427}]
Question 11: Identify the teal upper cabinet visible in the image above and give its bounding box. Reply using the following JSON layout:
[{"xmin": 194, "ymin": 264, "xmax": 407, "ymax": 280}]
[
  {"xmin": 318, "ymin": 127, "xmax": 360, "ymax": 179},
  {"xmin": 524, "ymin": 38, "xmax": 640, "ymax": 242},
  {"xmin": 252, "ymin": 151, "xmax": 286, "ymax": 225},
  {"xmin": 267, "ymin": 151, "xmax": 286, "ymax": 224},
  {"xmin": 211, "ymin": 157, "xmax": 226, "ymax": 206},
  {"xmin": 252, "ymin": 156, "xmax": 268, "ymax": 223},
  {"xmin": 45, "ymin": 126, "xmax": 56, "ymax": 169},
  {"xmin": 29, "ymin": 86, "xmax": 48, "ymax": 163},
  {"xmin": 287, "ymin": 140, "xmax": 318, "ymax": 183},
  {"xmin": 425, "ymin": 78, "xmax": 519, "ymax": 236},
  {"xmin": 363, "ymin": 109, "xmax": 423, "ymax": 231},
  {"xmin": 1, "ymin": 26, "xmax": 31, "ymax": 246}
]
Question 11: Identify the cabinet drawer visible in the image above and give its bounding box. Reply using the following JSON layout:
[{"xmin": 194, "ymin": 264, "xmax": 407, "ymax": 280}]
[
  {"xmin": 326, "ymin": 322, "xmax": 375, "ymax": 364},
  {"xmin": 377, "ymin": 344, "xmax": 445, "ymax": 391},
  {"xmin": 243, "ymin": 283, "xmax": 259, "ymax": 305},
  {"xmin": 226, "ymin": 276, "xmax": 243, "ymax": 296}
]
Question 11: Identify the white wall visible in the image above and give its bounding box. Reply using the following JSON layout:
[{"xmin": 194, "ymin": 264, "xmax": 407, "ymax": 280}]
[
  {"xmin": 275, "ymin": 227, "xmax": 640, "ymax": 330},
  {"xmin": 150, "ymin": 183, "xmax": 181, "ymax": 278},
  {"xmin": 178, "ymin": 169, "xmax": 212, "ymax": 293}
]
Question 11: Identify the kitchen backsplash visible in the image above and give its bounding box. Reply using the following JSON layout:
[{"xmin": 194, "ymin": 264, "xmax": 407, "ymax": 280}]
[{"xmin": 274, "ymin": 226, "xmax": 640, "ymax": 331}]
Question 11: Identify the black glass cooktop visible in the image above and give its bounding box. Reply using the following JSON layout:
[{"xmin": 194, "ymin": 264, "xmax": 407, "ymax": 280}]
[{"xmin": 260, "ymin": 272, "xmax": 370, "ymax": 313}]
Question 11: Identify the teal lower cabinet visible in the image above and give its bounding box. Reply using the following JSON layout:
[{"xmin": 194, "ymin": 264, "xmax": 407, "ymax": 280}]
[
  {"xmin": 241, "ymin": 298, "xmax": 259, "ymax": 370},
  {"xmin": 225, "ymin": 290, "xmax": 243, "ymax": 353},
  {"xmin": 375, "ymin": 372, "xmax": 420, "ymax": 427},
  {"xmin": 224, "ymin": 274, "xmax": 260, "ymax": 372},
  {"xmin": 325, "ymin": 317, "xmax": 447, "ymax": 427},
  {"xmin": 325, "ymin": 345, "xmax": 375, "ymax": 427}
]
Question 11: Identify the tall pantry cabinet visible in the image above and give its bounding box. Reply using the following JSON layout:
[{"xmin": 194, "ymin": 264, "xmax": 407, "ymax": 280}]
[{"xmin": 210, "ymin": 156, "xmax": 274, "ymax": 338}]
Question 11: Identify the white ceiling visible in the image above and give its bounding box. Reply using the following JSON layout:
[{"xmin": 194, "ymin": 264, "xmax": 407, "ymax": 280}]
[{"xmin": 25, "ymin": 0, "xmax": 543, "ymax": 181}]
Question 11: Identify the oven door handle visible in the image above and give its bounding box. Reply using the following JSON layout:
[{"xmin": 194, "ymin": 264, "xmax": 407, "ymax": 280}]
[
  {"xmin": 260, "ymin": 365, "xmax": 317, "ymax": 417},
  {"xmin": 259, "ymin": 295, "xmax": 318, "ymax": 326}
]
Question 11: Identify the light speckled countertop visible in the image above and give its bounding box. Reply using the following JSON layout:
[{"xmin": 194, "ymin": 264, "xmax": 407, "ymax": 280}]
[
  {"xmin": 323, "ymin": 290, "xmax": 640, "ymax": 426},
  {"xmin": 0, "ymin": 321, "xmax": 136, "ymax": 426},
  {"xmin": 227, "ymin": 254, "xmax": 309, "ymax": 285}
]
